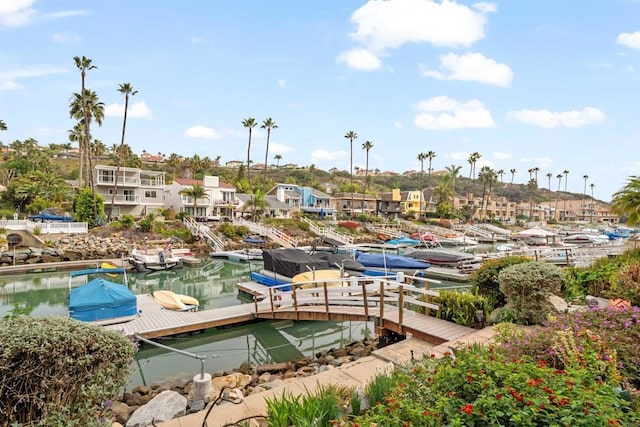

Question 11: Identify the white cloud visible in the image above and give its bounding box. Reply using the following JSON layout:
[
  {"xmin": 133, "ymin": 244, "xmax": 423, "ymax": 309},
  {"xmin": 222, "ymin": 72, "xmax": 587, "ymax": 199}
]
[
  {"xmin": 219, "ymin": 127, "xmax": 244, "ymax": 138},
  {"xmin": 624, "ymin": 65, "xmax": 636, "ymax": 73},
  {"xmin": 278, "ymin": 79, "xmax": 286, "ymax": 88},
  {"xmin": 184, "ymin": 125, "xmax": 220, "ymax": 139},
  {"xmin": 336, "ymin": 48, "xmax": 382, "ymax": 71},
  {"xmin": 422, "ymin": 52, "xmax": 513, "ymax": 87},
  {"xmin": 0, "ymin": 0, "xmax": 36, "ymax": 27},
  {"xmin": 0, "ymin": 65, "xmax": 67, "ymax": 90},
  {"xmin": 311, "ymin": 149, "xmax": 347, "ymax": 162},
  {"xmin": 450, "ymin": 152, "xmax": 469, "ymax": 162},
  {"xmin": 104, "ymin": 101, "xmax": 153, "ymax": 119},
  {"xmin": 617, "ymin": 31, "xmax": 640, "ymax": 50},
  {"xmin": 506, "ymin": 107, "xmax": 605, "ymax": 128},
  {"xmin": 393, "ymin": 121, "xmax": 403, "ymax": 129},
  {"xmin": 473, "ymin": 2, "xmax": 497, "ymax": 14},
  {"xmin": 414, "ymin": 96, "xmax": 496, "ymax": 130},
  {"xmin": 493, "ymin": 152, "xmax": 511, "ymax": 160},
  {"xmin": 269, "ymin": 142, "xmax": 294, "ymax": 155},
  {"xmin": 349, "ymin": 0, "xmax": 489, "ymax": 52},
  {"xmin": 52, "ymin": 31, "xmax": 82, "ymax": 43}
]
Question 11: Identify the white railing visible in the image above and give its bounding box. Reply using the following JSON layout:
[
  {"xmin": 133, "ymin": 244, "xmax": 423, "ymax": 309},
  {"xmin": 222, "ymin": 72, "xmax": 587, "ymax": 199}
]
[
  {"xmin": 183, "ymin": 216, "xmax": 226, "ymax": 250},
  {"xmin": 109, "ymin": 194, "xmax": 141, "ymax": 204},
  {"xmin": 235, "ymin": 218, "xmax": 298, "ymax": 248},
  {"xmin": 0, "ymin": 219, "xmax": 88, "ymax": 234},
  {"xmin": 301, "ymin": 217, "xmax": 354, "ymax": 245}
]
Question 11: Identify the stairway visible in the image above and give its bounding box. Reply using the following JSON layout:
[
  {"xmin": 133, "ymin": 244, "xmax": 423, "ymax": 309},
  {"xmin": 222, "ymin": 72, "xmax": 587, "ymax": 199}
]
[
  {"xmin": 234, "ymin": 219, "xmax": 298, "ymax": 248},
  {"xmin": 183, "ymin": 216, "xmax": 226, "ymax": 251},
  {"xmin": 301, "ymin": 217, "xmax": 354, "ymax": 245}
]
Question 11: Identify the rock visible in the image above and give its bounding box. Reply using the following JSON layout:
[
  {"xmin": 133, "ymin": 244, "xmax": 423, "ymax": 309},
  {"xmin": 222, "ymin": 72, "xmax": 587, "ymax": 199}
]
[
  {"xmin": 547, "ymin": 294, "xmax": 569, "ymax": 313},
  {"xmin": 132, "ymin": 385, "xmax": 151, "ymax": 396},
  {"xmin": 109, "ymin": 401, "xmax": 132, "ymax": 425},
  {"xmin": 258, "ymin": 372, "xmax": 272, "ymax": 384},
  {"xmin": 586, "ymin": 295, "xmax": 609, "ymax": 308},
  {"xmin": 187, "ymin": 400, "xmax": 205, "ymax": 413},
  {"xmin": 125, "ymin": 390, "xmax": 187, "ymax": 427},
  {"xmin": 255, "ymin": 362, "xmax": 289, "ymax": 374},
  {"xmin": 259, "ymin": 379, "xmax": 286, "ymax": 390}
]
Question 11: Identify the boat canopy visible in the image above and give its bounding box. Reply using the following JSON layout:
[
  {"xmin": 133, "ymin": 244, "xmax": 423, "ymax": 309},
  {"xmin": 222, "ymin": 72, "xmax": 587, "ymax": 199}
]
[{"xmin": 69, "ymin": 278, "xmax": 137, "ymax": 322}]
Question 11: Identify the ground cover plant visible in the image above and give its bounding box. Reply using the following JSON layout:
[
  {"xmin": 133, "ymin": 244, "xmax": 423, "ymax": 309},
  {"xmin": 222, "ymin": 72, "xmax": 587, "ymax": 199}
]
[
  {"xmin": 345, "ymin": 345, "xmax": 638, "ymax": 426},
  {"xmin": 0, "ymin": 317, "xmax": 136, "ymax": 426}
]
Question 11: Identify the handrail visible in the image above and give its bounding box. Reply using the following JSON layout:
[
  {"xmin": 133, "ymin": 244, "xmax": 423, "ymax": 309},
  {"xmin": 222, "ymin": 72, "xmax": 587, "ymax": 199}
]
[
  {"xmin": 183, "ymin": 216, "xmax": 225, "ymax": 250},
  {"xmin": 135, "ymin": 334, "xmax": 210, "ymax": 379}
]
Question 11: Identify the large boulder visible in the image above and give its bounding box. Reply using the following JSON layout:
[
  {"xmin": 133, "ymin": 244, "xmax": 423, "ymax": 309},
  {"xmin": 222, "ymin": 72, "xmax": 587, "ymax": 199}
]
[{"xmin": 125, "ymin": 390, "xmax": 186, "ymax": 427}]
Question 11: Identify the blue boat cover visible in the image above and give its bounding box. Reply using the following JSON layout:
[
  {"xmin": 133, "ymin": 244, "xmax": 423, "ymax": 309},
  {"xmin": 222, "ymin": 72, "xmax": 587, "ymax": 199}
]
[
  {"xmin": 243, "ymin": 237, "xmax": 266, "ymax": 244},
  {"xmin": 385, "ymin": 237, "xmax": 420, "ymax": 246},
  {"xmin": 69, "ymin": 278, "xmax": 137, "ymax": 322},
  {"xmin": 355, "ymin": 251, "xmax": 430, "ymax": 269}
]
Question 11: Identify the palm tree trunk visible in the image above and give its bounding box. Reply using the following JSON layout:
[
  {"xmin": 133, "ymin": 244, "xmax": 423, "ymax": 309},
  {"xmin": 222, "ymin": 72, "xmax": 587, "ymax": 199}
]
[
  {"xmin": 109, "ymin": 94, "xmax": 129, "ymax": 221},
  {"xmin": 246, "ymin": 130, "xmax": 252, "ymax": 188},
  {"xmin": 263, "ymin": 129, "xmax": 270, "ymax": 185}
]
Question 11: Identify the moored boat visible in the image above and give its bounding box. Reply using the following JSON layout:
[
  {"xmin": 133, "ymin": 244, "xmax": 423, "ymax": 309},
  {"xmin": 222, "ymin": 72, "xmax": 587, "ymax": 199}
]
[
  {"xmin": 403, "ymin": 247, "xmax": 482, "ymax": 268},
  {"xmin": 152, "ymin": 290, "xmax": 199, "ymax": 311},
  {"xmin": 127, "ymin": 248, "xmax": 184, "ymax": 273}
]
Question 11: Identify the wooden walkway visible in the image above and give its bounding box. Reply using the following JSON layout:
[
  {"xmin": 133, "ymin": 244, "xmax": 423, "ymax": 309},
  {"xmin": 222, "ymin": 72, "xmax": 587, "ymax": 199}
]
[{"xmin": 107, "ymin": 275, "xmax": 475, "ymax": 345}]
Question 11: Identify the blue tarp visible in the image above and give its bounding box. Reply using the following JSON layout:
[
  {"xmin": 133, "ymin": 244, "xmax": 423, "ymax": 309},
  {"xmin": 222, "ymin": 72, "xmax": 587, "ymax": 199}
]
[
  {"xmin": 355, "ymin": 251, "xmax": 430, "ymax": 269},
  {"xmin": 69, "ymin": 278, "xmax": 137, "ymax": 322},
  {"xmin": 385, "ymin": 237, "xmax": 421, "ymax": 246}
]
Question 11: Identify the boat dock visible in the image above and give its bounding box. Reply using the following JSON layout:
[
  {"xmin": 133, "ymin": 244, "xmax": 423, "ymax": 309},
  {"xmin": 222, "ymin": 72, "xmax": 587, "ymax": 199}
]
[{"xmin": 107, "ymin": 274, "xmax": 474, "ymax": 345}]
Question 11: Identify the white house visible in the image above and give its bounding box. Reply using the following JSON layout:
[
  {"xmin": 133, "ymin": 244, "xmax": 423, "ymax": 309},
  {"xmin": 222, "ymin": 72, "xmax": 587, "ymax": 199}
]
[{"xmin": 165, "ymin": 175, "xmax": 238, "ymax": 221}]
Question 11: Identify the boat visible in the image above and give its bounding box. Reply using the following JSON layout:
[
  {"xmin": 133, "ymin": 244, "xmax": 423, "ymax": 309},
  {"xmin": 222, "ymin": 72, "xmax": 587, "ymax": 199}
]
[
  {"xmin": 152, "ymin": 290, "xmax": 199, "ymax": 311},
  {"xmin": 563, "ymin": 233, "xmax": 609, "ymax": 245},
  {"xmin": 354, "ymin": 251, "xmax": 430, "ymax": 272},
  {"xmin": 384, "ymin": 236, "xmax": 421, "ymax": 247},
  {"xmin": 68, "ymin": 267, "xmax": 138, "ymax": 325},
  {"xmin": 128, "ymin": 248, "xmax": 184, "ymax": 273},
  {"xmin": 211, "ymin": 248, "xmax": 263, "ymax": 261},
  {"xmin": 291, "ymin": 269, "xmax": 348, "ymax": 289},
  {"xmin": 437, "ymin": 236, "xmax": 479, "ymax": 247},
  {"xmin": 403, "ymin": 248, "xmax": 482, "ymax": 268}
]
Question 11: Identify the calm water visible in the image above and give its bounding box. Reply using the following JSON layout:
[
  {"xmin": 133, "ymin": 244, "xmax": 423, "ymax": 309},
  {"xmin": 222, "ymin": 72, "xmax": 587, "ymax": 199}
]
[{"xmin": 0, "ymin": 259, "xmax": 374, "ymax": 389}]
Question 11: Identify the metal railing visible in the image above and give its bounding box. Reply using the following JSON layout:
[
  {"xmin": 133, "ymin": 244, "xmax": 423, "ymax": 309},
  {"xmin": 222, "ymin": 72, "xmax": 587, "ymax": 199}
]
[
  {"xmin": 301, "ymin": 218, "xmax": 354, "ymax": 245},
  {"xmin": 0, "ymin": 219, "xmax": 88, "ymax": 234},
  {"xmin": 183, "ymin": 216, "xmax": 226, "ymax": 250}
]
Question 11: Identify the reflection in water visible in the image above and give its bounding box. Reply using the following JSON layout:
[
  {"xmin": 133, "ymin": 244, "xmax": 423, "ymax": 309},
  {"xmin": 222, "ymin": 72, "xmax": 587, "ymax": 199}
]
[{"xmin": 0, "ymin": 259, "xmax": 374, "ymax": 388}]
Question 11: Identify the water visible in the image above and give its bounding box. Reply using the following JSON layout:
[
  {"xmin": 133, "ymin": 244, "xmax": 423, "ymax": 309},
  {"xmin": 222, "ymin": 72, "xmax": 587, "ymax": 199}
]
[{"xmin": 0, "ymin": 259, "xmax": 374, "ymax": 389}]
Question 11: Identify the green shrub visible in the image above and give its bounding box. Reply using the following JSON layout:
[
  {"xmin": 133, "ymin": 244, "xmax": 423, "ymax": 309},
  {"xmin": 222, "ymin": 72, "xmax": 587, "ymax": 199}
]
[
  {"xmin": 265, "ymin": 384, "xmax": 349, "ymax": 427},
  {"xmin": 0, "ymin": 317, "xmax": 136, "ymax": 426},
  {"xmin": 349, "ymin": 346, "xmax": 638, "ymax": 426},
  {"xmin": 431, "ymin": 290, "xmax": 490, "ymax": 328},
  {"xmin": 118, "ymin": 214, "xmax": 135, "ymax": 229},
  {"xmin": 499, "ymin": 261, "xmax": 563, "ymax": 325},
  {"xmin": 470, "ymin": 256, "xmax": 531, "ymax": 309},
  {"xmin": 73, "ymin": 188, "xmax": 105, "ymax": 227},
  {"xmin": 365, "ymin": 371, "xmax": 394, "ymax": 407},
  {"xmin": 218, "ymin": 222, "xmax": 249, "ymax": 239}
]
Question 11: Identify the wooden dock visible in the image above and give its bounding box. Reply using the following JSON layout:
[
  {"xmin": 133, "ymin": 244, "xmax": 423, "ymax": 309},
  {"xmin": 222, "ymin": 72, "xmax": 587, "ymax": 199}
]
[{"xmin": 107, "ymin": 275, "xmax": 475, "ymax": 345}]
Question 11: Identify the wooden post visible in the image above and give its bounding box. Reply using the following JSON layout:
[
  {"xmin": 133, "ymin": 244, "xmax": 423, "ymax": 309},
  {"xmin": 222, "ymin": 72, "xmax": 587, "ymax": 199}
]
[
  {"xmin": 323, "ymin": 282, "xmax": 329, "ymax": 317},
  {"xmin": 378, "ymin": 280, "xmax": 384, "ymax": 320},
  {"xmin": 361, "ymin": 278, "xmax": 369, "ymax": 317},
  {"xmin": 292, "ymin": 286, "xmax": 299, "ymax": 320},
  {"xmin": 269, "ymin": 288, "xmax": 274, "ymax": 313},
  {"xmin": 398, "ymin": 285, "xmax": 404, "ymax": 335}
]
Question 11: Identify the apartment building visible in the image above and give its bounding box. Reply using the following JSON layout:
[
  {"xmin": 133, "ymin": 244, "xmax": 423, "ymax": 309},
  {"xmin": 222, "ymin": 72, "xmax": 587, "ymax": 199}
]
[
  {"xmin": 94, "ymin": 165, "xmax": 165, "ymax": 218},
  {"xmin": 165, "ymin": 175, "xmax": 237, "ymax": 220}
]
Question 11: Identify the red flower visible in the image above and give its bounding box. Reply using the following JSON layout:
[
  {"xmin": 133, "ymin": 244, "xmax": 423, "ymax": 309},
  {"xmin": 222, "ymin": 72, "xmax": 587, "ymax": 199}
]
[
  {"xmin": 542, "ymin": 387, "xmax": 554, "ymax": 394},
  {"xmin": 423, "ymin": 410, "xmax": 430, "ymax": 416},
  {"xmin": 461, "ymin": 404, "xmax": 473, "ymax": 415},
  {"xmin": 526, "ymin": 378, "xmax": 542, "ymax": 387},
  {"xmin": 608, "ymin": 420, "xmax": 620, "ymax": 426},
  {"xmin": 466, "ymin": 375, "xmax": 475, "ymax": 382},
  {"xmin": 496, "ymin": 393, "xmax": 503, "ymax": 400},
  {"xmin": 558, "ymin": 398, "xmax": 570, "ymax": 406}
]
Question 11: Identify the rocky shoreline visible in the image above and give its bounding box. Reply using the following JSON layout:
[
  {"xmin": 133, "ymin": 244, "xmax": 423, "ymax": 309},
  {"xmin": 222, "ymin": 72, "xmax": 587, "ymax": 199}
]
[{"xmin": 109, "ymin": 336, "xmax": 378, "ymax": 426}]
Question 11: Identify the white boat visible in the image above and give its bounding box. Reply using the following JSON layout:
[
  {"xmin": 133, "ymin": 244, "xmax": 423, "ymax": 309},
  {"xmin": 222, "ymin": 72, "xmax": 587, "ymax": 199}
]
[
  {"xmin": 437, "ymin": 236, "xmax": 479, "ymax": 247},
  {"xmin": 211, "ymin": 248, "xmax": 263, "ymax": 262},
  {"xmin": 563, "ymin": 233, "xmax": 609, "ymax": 245},
  {"xmin": 127, "ymin": 248, "xmax": 184, "ymax": 273}
]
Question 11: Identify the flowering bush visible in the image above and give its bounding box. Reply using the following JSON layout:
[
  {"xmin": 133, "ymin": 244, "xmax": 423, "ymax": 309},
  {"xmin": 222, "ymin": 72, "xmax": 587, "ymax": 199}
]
[
  {"xmin": 497, "ymin": 307, "xmax": 640, "ymax": 389},
  {"xmin": 337, "ymin": 221, "xmax": 360, "ymax": 232},
  {"xmin": 346, "ymin": 346, "xmax": 638, "ymax": 426},
  {"xmin": 470, "ymin": 256, "xmax": 531, "ymax": 309}
]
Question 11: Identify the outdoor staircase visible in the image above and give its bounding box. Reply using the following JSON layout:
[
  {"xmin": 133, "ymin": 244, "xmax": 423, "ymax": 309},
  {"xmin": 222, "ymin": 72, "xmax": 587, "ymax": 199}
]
[
  {"xmin": 183, "ymin": 216, "xmax": 226, "ymax": 251},
  {"xmin": 364, "ymin": 222, "xmax": 405, "ymax": 239},
  {"xmin": 234, "ymin": 219, "xmax": 298, "ymax": 248},
  {"xmin": 453, "ymin": 224, "xmax": 496, "ymax": 240},
  {"xmin": 301, "ymin": 217, "xmax": 354, "ymax": 245}
]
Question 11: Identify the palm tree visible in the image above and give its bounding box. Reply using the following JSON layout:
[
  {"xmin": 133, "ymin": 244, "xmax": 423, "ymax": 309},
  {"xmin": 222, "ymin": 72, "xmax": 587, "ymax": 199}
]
[
  {"xmin": 244, "ymin": 188, "xmax": 268, "ymax": 221},
  {"xmin": 242, "ymin": 117, "xmax": 257, "ymax": 187},
  {"xmin": 72, "ymin": 56, "xmax": 97, "ymax": 188},
  {"xmin": 261, "ymin": 118, "xmax": 277, "ymax": 186},
  {"xmin": 555, "ymin": 173, "xmax": 563, "ymax": 220},
  {"xmin": 546, "ymin": 173, "xmax": 553, "ymax": 191},
  {"xmin": 590, "ymin": 183, "xmax": 595, "ymax": 198},
  {"xmin": 563, "ymin": 169, "xmax": 570, "ymax": 214},
  {"xmin": 445, "ymin": 164, "xmax": 462, "ymax": 209},
  {"xmin": 478, "ymin": 166, "xmax": 496, "ymax": 220},
  {"xmin": 611, "ymin": 176, "xmax": 640, "ymax": 226},
  {"xmin": 344, "ymin": 131, "xmax": 358, "ymax": 216},
  {"xmin": 527, "ymin": 178, "xmax": 538, "ymax": 220},
  {"xmin": 590, "ymin": 183, "xmax": 596, "ymax": 222},
  {"xmin": 527, "ymin": 168, "xmax": 534, "ymax": 180},
  {"xmin": 360, "ymin": 141, "xmax": 374, "ymax": 212},
  {"xmin": 179, "ymin": 183, "xmax": 209, "ymax": 218},
  {"xmin": 533, "ymin": 167, "xmax": 540, "ymax": 182},
  {"xmin": 69, "ymin": 88, "xmax": 104, "ymax": 188},
  {"xmin": 468, "ymin": 152, "xmax": 481, "ymax": 180},
  {"xmin": 509, "ymin": 168, "xmax": 517, "ymax": 186},
  {"xmin": 582, "ymin": 174, "xmax": 590, "ymax": 221},
  {"xmin": 497, "ymin": 169, "xmax": 505, "ymax": 185},
  {"xmin": 426, "ymin": 150, "xmax": 436, "ymax": 177},
  {"xmin": 166, "ymin": 153, "xmax": 183, "ymax": 179},
  {"xmin": 108, "ymin": 83, "xmax": 138, "ymax": 221},
  {"xmin": 274, "ymin": 154, "xmax": 282, "ymax": 168},
  {"xmin": 417, "ymin": 153, "xmax": 427, "ymax": 218},
  {"xmin": 0, "ymin": 119, "xmax": 6, "ymax": 131}
]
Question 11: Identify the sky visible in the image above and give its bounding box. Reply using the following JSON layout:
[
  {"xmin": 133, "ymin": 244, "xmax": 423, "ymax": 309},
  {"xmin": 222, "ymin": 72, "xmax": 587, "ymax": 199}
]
[{"xmin": 0, "ymin": 0, "xmax": 638, "ymax": 202}]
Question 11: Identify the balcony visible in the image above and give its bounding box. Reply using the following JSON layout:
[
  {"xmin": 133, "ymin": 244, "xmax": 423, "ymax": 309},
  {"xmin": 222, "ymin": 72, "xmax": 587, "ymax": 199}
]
[
  {"xmin": 96, "ymin": 177, "xmax": 140, "ymax": 187},
  {"xmin": 212, "ymin": 199, "xmax": 239, "ymax": 206},
  {"xmin": 108, "ymin": 194, "xmax": 140, "ymax": 204}
]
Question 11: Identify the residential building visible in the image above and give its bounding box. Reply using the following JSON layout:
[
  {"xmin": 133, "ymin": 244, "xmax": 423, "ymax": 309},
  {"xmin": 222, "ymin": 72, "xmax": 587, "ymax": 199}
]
[
  {"xmin": 330, "ymin": 192, "xmax": 376, "ymax": 217},
  {"xmin": 377, "ymin": 189, "xmax": 403, "ymax": 220},
  {"xmin": 165, "ymin": 175, "xmax": 237, "ymax": 220},
  {"xmin": 235, "ymin": 193, "xmax": 292, "ymax": 219},
  {"xmin": 94, "ymin": 165, "xmax": 165, "ymax": 218},
  {"xmin": 267, "ymin": 183, "xmax": 337, "ymax": 218},
  {"xmin": 225, "ymin": 160, "xmax": 244, "ymax": 169}
]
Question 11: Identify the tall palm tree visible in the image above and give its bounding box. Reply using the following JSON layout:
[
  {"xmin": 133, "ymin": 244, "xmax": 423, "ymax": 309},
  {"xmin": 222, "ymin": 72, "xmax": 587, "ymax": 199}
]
[
  {"xmin": 166, "ymin": 153, "xmax": 182, "ymax": 179},
  {"xmin": 509, "ymin": 168, "xmax": 517, "ymax": 186},
  {"xmin": 563, "ymin": 169, "xmax": 570, "ymax": 214},
  {"xmin": 527, "ymin": 168, "xmax": 534, "ymax": 180},
  {"xmin": 274, "ymin": 154, "xmax": 282, "ymax": 168},
  {"xmin": 69, "ymin": 88, "xmax": 104, "ymax": 188},
  {"xmin": 590, "ymin": 183, "xmax": 595, "ymax": 198},
  {"xmin": 0, "ymin": 119, "xmax": 6, "ymax": 131},
  {"xmin": 361, "ymin": 140, "xmax": 374, "ymax": 212},
  {"xmin": 527, "ymin": 178, "xmax": 538, "ymax": 220},
  {"xmin": 555, "ymin": 173, "xmax": 563, "ymax": 220},
  {"xmin": 590, "ymin": 183, "xmax": 596, "ymax": 222},
  {"xmin": 261, "ymin": 118, "xmax": 277, "ymax": 186},
  {"xmin": 179, "ymin": 183, "xmax": 209, "ymax": 218},
  {"xmin": 611, "ymin": 176, "xmax": 640, "ymax": 226},
  {"xmin": 245, "ymin": 188, "xmax": 268, "ymax": 221},
  {"xmin": 242, "ymin": 117, "xmax": 257, "ymax": 188},
  {"xmin": 344, "ymin": 131, "xmax": 358, "ymax": 216},
  {"xmin": 417, "ymin": 152, "xmax": 427, "ymax": 218},
  {"xmin": 468, "ymin": 152, "xmax": 481, "ymax": 180},
  {"xmin": 426, "ymin": 150, "xmax": 436, "ymax": 177},
  {"xmin": 73, "ymin": 56, "xmax": 97, "ymax": 188},
  {"xmin": 533, "ymin": 167, "xmax": 540, "ymax": 182},
  {"xmin": 582, "ymin": 174, "xmax": 589, "ymax": 221},
  {"xmin": 108, "ymin": 83, "xmax": 137, "ymax": 221},
  {"xmin": 478, "ymin": 166, "xmax": 496, "ymax": 220},
  {"xmin": 445, "ymin": 164, "xmax": 462, "ymax": 209},
  {"xmin": 497, "ymin": 169, "xmax": 505, "ymax": 185},
  {"xmin": 546, "ymin": 173, "xmax": 553, "ymax": 191}
]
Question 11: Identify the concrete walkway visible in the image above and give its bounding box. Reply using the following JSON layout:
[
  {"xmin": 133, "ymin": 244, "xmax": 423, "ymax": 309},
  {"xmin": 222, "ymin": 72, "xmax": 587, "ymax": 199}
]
[{"xmin": 156, "ymin": 326, "xmax": 497, "ymax": 427}]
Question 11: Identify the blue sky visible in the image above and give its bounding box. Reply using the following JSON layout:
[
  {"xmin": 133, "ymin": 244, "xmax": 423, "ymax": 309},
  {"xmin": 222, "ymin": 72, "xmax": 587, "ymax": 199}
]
[{"xmin": 0, "ymin": 0, "xmax": 638, "ymax": 201}]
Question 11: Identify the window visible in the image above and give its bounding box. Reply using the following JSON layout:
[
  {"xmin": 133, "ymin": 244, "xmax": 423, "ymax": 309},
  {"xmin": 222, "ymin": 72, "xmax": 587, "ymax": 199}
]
[
  {"xmin": 145, "ymin": 190, "xmax": 157, "ymax": 198},
  {"xmin": 100, "ymin": 169, "xmax": 114, "ymax": 183}
]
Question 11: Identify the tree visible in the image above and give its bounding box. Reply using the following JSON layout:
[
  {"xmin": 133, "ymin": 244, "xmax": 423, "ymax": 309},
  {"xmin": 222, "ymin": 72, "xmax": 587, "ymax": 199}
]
[
  {"xmin": 242, "ymin": 117, "xmax": 257, "ymax": 188},
  {"xmin": 361, "ymin": 140, "xmax": 373, "ymax": 210},
  {"xmin": 417, "ymin": 153, "xmax": 427, "ymax": 218},
  {"xmin": 344, "ymin": 131, "xmax": 358, "ymax": 215},
  {"xmin": 426, "ymin": 150, "xmax": 436, "ymax": 177},
  {"xmin": 179, "ymin": 183, "xmax": 209, "ymax": 218},
  {"xmin": 546, "ymin": 173, "xmax": 552, "ymax": 191},
  {"xmin": 445, "ymin": 164, "xmax": 462, "ymax": 207},
  {"xmin": 583, "ymin": 174, "xmax": 589, "ymax": 197},
  {"xmin": 107, "ymin": 83, "xmax": 138, "ymax": 221},
  {"xmin": 244, "ymin": 188, "xmax": 268, "ymax": 221},
  {"xmin": 509, "ymin": 168, "xmax": 517, "ymax": 186},
  {"xmin": 261, "ymin": 118, "xmax": 277, "ymax": 186},
  {"xmin": 563, "ymin": 169, "xmax": 570, "ymax": 214},
  {"xmin": 497, "ymin": 169, "xmax": 505, "ymax": 185},
  {"xmin": 468, "ymin": 152, "xmax": 481, "ymax": 180},
  {"xmin": 72, "ymin": 56, "xmax": 97, "ymax": 188},
  {"xmin": 527, "ymin": 178, "xmax": 538, "ymax": 220},
  {"xmin": 274, "ymin": 154, "xmax": 282, "ymax": 167},
  {"xmin": 555, "ymin": 174, "xmax": 563, "ymax": 220},
  {"xmin": 166, "ymin": 153, "xmax": 183, "ymax": 179},
  {"xmin": 532, "ymin": 166, "xmax": 540, "ymax": 182},
  {"xmin": 478, "ymin": 166, "xmax": 496, "ymax": 220},
  {"xmin": 0, "ymin": 119, "xmax": 6, "ymax": 131}
]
